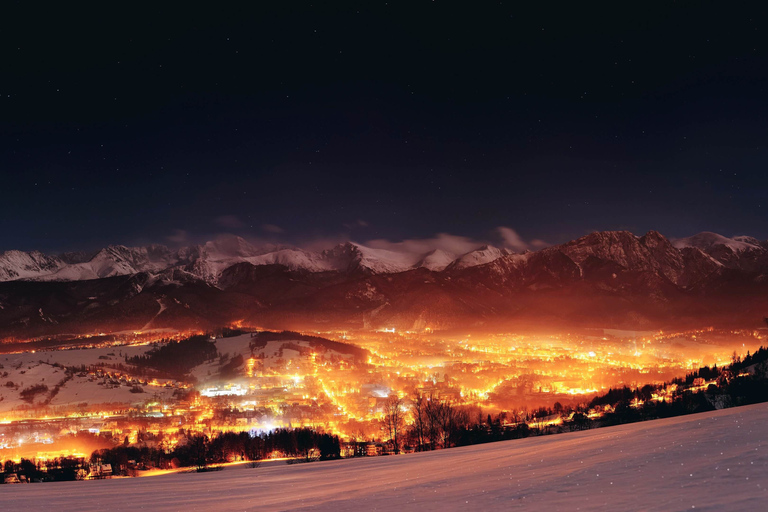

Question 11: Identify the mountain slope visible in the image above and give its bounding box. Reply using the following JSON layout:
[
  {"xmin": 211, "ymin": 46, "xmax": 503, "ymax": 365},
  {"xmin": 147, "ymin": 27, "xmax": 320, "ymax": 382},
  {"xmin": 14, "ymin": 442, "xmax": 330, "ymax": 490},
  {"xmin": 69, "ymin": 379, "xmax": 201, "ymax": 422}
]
[{"xmin": 1, "ymin": 230, "xmax": 768, "ymax": 337}]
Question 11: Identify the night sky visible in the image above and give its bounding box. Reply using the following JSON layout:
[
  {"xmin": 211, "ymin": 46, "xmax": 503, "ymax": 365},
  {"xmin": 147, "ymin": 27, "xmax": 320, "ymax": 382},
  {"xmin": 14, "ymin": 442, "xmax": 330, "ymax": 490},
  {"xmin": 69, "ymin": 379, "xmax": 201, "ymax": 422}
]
[{"xmin": 3, "ymin": 3, "xmax": 768, "ymax": 253}]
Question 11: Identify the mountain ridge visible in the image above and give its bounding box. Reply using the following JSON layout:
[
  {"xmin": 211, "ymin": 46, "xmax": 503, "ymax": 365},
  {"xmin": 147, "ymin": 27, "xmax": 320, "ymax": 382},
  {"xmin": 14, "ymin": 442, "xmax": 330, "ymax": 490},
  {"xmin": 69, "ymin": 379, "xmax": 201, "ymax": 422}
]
[{"xmin": 1, "ymin": 230, "xmax": 767, "ymax": 337}]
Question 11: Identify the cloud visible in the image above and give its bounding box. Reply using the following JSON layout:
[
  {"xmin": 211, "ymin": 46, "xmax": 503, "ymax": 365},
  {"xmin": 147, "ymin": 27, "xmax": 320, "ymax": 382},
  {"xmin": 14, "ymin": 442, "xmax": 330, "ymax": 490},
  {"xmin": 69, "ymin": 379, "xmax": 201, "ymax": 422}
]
[
  {"xmin": 365, "ymin": 233, "xmax": 483, "ymax": 257},
  {"xmin": 262, "ymin": 224, "xmax": 284, "ymax": 234},
  {"xmin": 496, "ymin": 227, "xmax": 530, "ymax": 252},
  {"xmin": 161, "ymin": 224, "xmax": 547, "ymax": 258},
  {"xmin": 215, "ymin": 215, "xmax": 245, "ymax": 229},
  {"xmin": 166, "ymin": 229, "xmax": 188, "ymax": 244},
  {"xmin": 299, "ymin": 234, "xmax": 351, "ymax": 252},
  {"xmin": 495, "ymin": 227, "xmax": 550, "ymax": 252},
  {"xmin": 343, "ymin": 219, "xmax": 369, "ymax": 229}
]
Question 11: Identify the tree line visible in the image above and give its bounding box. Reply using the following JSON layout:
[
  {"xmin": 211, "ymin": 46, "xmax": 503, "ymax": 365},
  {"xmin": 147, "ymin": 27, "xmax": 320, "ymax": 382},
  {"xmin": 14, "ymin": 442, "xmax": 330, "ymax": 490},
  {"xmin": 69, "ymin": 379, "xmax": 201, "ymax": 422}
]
[
  {"xmin": 127, "ymin": 335, "xmax": 218, "ymax": 378},
  {"xmin": 90, "ymin": 428, "xmax": 341, "ymax": 475},
  {"xmin": 371, "ymin": 345, "xmax": 768, "ymax": 454}
]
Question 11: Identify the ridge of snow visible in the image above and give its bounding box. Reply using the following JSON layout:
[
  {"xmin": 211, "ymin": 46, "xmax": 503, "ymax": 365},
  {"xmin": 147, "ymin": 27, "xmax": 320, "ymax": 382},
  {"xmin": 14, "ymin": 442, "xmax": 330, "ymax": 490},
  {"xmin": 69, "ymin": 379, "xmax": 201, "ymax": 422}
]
[
  {"xmin": 246, "ymin": 248, "xmax": 335, "ymax": 272},
  {"xmin": 447, "ymin": 245, "xmax": 509, "ymax": 270},
  {"xmin": 415, "ymin": 249, "xmax": 456, "ymax": 271},
  {"xmin": 324, "ymin": 242, "xmax": 420, "ymax": 274},
  {"xmin": 3, "ymin": 230, "xmax": 766, "ymax": 283},
  {"xmin": 673, "ymin": 231, "xmax": 761, "ymax": 253},
  {"xmin": 0, "ymin": 250, "xmax": 64, "ymax": 281}
]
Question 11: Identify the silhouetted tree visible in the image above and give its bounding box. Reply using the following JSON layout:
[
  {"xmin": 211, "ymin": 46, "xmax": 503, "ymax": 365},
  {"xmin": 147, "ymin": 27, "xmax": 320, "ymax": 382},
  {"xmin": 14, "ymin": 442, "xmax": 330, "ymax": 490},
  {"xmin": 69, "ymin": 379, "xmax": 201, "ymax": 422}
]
[{"xmin": 383, "ymin": 395, "xmax": 405, "ymax": 453}]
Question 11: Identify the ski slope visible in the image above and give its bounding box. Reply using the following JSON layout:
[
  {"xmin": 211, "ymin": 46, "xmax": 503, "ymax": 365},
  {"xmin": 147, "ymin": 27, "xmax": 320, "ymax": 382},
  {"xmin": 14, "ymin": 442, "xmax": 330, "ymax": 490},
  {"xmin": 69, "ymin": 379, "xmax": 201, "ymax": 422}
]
[{"xmin": 3, "ymin": 403, "xmax": 768, "ymax": 511}]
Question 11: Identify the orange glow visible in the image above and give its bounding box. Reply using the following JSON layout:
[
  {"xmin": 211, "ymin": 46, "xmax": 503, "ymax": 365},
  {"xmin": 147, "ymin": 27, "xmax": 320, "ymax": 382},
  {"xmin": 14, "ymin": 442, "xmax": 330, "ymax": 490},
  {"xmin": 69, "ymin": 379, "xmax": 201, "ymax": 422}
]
[{"xmin": 0, "ymin": 325, "xmax": 759, "ymax": 461}]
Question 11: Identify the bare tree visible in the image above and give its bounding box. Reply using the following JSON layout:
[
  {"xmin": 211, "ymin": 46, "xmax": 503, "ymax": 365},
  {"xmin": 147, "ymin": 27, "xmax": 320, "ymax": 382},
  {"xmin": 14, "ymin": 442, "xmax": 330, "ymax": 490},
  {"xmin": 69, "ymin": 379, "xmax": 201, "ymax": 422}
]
[
  {"xmin": 383, "ymin": 395, "xmax": 405, "ymax": 454},
  {"xmin": 424, "ymin": 395, "xmax": 442, "ymax": 449},
  {"xmin": 353, "ymin": 427, "xmax": 368, "ymax": 457},
  {"xmin": 411, "ymin": 394, "xmax": 428, "ymax": 451}
]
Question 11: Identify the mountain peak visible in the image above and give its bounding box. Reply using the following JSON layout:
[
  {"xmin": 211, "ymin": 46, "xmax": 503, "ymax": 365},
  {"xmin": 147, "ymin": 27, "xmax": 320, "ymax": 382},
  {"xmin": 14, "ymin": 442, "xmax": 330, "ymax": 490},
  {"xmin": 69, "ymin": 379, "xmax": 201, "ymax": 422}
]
[
  {"xmin": 447, "ymin": 245, "xmax": 507, "ymax": 270},
  {"xmin": 416, "ymin": 249, "xmax": 455, "ymax": 271},
  {"xmin": 672, "ymin": 232, "xmax": 759, "ymax": 252}
]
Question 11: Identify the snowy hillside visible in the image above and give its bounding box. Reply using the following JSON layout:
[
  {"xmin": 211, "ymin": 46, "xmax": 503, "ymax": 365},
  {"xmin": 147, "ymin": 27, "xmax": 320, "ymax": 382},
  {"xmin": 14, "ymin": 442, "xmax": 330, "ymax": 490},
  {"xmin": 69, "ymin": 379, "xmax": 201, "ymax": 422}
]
[
  {"xmin": 673, "ymin": 231, "xmax": 762, "ymax": 253},
  {"xmin": 0, "ymin": 250, "xmax": 64, "ymax": 281},
  {"xmin": 3, "ymin": 403, "xmax": 767, "ymax": 511},
  {"xmin": 415, "ymin": 249, "xmax": 456, "ymax": 271},
  {"xmin": 0, "ymin": 334, "xmax": 363, "ymax": 416},
  {"xmin": 0, "ymin": 345, "xmax": 177, "ymax": 413},
  {"xmin": 447, "ymin": 245, "xmax": 510, "ymax": 270},
  {"xmin": 0, "ymin": 236, "xmax": 512, "ymax": 284}
]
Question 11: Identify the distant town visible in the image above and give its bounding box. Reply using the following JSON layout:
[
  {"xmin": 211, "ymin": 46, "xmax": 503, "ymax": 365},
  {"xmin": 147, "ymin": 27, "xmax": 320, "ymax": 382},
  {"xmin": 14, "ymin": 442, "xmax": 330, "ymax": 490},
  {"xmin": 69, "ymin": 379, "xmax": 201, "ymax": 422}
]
[{"xmin": 2, "ymin": 324, "xmax": 766, "ymax": 482}]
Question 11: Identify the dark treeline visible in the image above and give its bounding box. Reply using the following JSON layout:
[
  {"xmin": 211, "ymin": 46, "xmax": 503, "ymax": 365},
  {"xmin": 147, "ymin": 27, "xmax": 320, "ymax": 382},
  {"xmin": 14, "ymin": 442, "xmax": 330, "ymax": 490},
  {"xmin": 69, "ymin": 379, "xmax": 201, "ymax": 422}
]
[
  {"xmin": 2, "ymin": 457, "xmax": 89, "ymax": 482},
  {"xmin": 249, "ymin": 330, "xmax": 368, "ymax": 361},
  {"xmin": 89, "ymin": 428, "xmax": 341, "ymax": 475},
  {"xmin": 123, "ymin": 329, "xmax": 246, "ymax": 378},
  {"xmin": 590, "ymin": 345, "xmax": 768, "ymax": 427},
  {"xmin": 404, "ymin": 395, "xmax": 537, "ymax": 452},
  {"xmin": 401, "ymin": 346, "xmax": 768, "ymax": 452},
  {"xmin": 127, "ymin": 335, "xmax": 217, "ymax": 377}
]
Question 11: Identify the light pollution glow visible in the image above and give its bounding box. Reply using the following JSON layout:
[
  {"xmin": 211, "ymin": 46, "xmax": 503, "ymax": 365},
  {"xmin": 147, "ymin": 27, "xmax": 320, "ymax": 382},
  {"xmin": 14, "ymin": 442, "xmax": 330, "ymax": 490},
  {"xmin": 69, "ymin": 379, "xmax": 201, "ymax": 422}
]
[{"xmin": 0, "ymin": 325, "xmax": 762, "ymax": 462}]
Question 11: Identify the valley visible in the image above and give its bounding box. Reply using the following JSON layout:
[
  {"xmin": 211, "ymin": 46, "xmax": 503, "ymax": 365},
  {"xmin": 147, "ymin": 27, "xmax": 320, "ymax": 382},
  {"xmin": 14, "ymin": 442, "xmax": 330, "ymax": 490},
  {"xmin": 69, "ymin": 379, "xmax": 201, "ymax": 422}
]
[{"xmin": 1, "ymin": 325, "xmax": 760, "ymax": 462}]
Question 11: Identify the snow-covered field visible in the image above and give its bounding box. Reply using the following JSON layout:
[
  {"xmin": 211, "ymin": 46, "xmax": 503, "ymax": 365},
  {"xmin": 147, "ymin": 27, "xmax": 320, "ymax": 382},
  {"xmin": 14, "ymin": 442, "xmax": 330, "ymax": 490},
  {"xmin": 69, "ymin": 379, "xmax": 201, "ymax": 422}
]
[
  {"xmin": 0, "ymin": 344, "xmax": 176, "ymax": 414},
  {"xmin": 3, "ymin": 403, "xmax": 767, "ymax": 511}
]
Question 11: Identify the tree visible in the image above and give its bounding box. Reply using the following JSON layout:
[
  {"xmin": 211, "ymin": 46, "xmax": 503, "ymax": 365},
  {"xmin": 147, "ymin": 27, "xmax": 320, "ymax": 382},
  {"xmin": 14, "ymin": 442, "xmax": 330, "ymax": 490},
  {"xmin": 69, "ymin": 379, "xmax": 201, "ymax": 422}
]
[
  {"xmin": 410, "ymin": 395, "xmax": 428, "ymax": 451},
  {"xmin": 384, "ymin": 395, "xmax": 405, "ymax": 453},
  {"xmin": 189, "ymin": 434, "xmax": 209, "ymax": 470}
]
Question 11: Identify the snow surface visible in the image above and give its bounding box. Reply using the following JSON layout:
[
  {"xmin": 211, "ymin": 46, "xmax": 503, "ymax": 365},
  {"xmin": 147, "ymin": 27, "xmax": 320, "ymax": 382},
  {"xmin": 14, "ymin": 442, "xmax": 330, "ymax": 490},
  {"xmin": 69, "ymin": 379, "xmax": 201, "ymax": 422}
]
[
  {"xmin": 448, "ymin": 245, "xmax": 509, "ymax": 270},
  {"xmin": 672, "ymin": 232, "xmax": 761, "ymax": 253},
  {"xmin": 245, "ymin": 249, "xmax": 335, "ymax": 272},
  {"xmin": 415, "ymin": 249, "xmax": 456, "ymax": 271},
  {"xmin": 0, "ymin": 250, "xmax": 63, "ymax": 281},
  {"xmin": 0, "ymin": 236, "xmax": 507, "ymax": 283},
  {"xmin": 0, "ymin": 344, "xmax": 169, "ymax": 413},
  {"xmin": 4, "ymin": 402, "xmax": 767, "ymax": 511}
]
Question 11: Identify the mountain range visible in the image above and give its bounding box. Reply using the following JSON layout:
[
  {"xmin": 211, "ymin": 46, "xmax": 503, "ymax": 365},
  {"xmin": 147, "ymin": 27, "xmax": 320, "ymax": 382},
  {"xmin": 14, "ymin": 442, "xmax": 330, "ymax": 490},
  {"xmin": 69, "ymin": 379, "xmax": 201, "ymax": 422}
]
[
  {"xmin": 0, "ymin": 235, "xmax": 508, "ymax": 283},
  {"xmin": 1, "ymin": 230, "xmax": 767, "ymax": 338}
]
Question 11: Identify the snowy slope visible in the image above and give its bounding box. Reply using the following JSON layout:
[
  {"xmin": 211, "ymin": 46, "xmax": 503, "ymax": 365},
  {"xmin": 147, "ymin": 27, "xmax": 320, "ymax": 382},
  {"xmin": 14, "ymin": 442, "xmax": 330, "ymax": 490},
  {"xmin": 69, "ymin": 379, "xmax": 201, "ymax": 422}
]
[
  {"xmin": 415, "ymin": 249, "xmax": 456, "ymax": 271},
  {"xmin": 37, "ymin": 245, "xmax": 180, "ymax": 281},
  {"xmin": 0, "ymin": 250, "xmax": 64, "ymax": 281},
  {"xmin": 323, "ymin": 242, "xmax": 420, "ymax": 274},
  {"xmin": 0, "ymin": 345, "xmax": 173, "ymax": 414},
  {"xmin": 3, "ymin": 403, "xmax": 767, "ymax": 511},
  {"xmin": 447, "ymin": 245, "xmax": 509, "ymax": 270},
  {"xmin": 246, "ymin": 248, "xmax": 334, "ymax": 272},
  {"xmin": 673, "ymin": 232, "xmax": 761, "ymax": 252}
]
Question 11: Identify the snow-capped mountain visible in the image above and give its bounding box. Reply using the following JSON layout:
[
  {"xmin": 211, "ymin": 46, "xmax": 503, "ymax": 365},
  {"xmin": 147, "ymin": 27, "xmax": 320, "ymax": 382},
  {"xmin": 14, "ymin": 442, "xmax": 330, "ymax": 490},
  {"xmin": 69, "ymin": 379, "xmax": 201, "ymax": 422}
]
[
  {"xmin": 322, "ymin": 242, "xmax": 421, "ymax": 274},
  {"xmin": 415, "ymin": 249, "xmax": 456, "ymax": 271},
  {"xmin": 673, "ymin": 232, "xmax": 762, "ymax": 253},
  {"xmin": 2, "ymin": 231, "xmax": 766, "ymax": 286},
  {"xmin": 0, "ymin": 235, "xmax": 511, "ymax": 284},
  {"xmin": 2, "ymin": 230, "xmax": 768, "ymax": 338},
  {"xmin": 672, "ymin": 232, "xmax": 768, "ymax": 272},
  {"xmin": 0, "ymin": 250, "xmax": 64, "ymax": 281},
  {"xmin": 447, "ymin": 245, "xmax": 511, "ymax": 270}
]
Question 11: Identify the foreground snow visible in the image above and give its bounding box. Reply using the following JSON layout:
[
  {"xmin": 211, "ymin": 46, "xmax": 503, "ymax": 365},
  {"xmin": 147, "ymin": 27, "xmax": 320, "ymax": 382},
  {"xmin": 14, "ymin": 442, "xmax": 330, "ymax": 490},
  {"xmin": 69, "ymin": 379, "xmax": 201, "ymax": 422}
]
[{"xmin": 4, "ymin": 403, "xmax": 768, "ymax": 511}]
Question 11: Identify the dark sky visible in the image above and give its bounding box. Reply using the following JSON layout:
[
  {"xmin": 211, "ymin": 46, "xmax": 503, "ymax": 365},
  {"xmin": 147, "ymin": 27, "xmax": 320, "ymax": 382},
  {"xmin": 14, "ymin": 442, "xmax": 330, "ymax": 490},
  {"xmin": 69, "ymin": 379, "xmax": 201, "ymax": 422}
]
[{"xmin": 3, "ymin": 2, "xmax": 768, "ymax": 252}]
